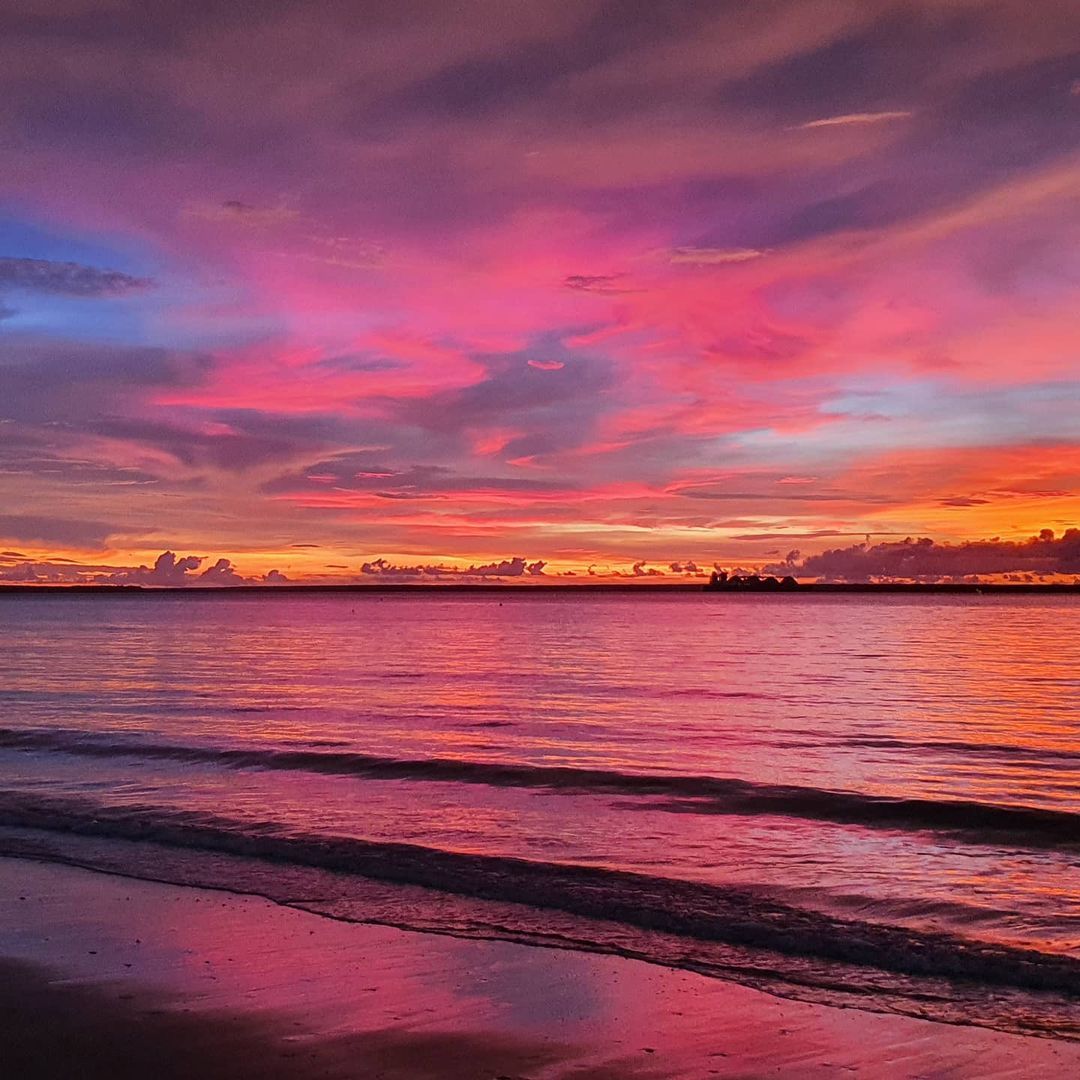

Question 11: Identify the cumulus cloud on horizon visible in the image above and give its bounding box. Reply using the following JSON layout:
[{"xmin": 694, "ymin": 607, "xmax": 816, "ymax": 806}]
[
  {"xmin": 0, "ymin": 550, "xmax": 287, "ymax": 587},
  {"xmin": 8, "ymin": 532, "xmax": 1080, "ymax": 587},
  {"xmin": 359, "ymin": 556, "xmax": 547, "ymax": 581},
  {"xmin": 764, "ymin": 529, "xmax": 1080, "ymax": 582}
]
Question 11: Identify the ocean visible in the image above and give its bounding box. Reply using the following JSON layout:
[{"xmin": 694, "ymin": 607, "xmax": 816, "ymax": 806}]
[{"xmin": 1, "ymin": 590, "xmax": 1077, "ymax": 1038}]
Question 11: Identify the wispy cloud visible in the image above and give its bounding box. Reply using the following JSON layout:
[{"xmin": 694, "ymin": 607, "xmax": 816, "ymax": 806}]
[
  {"xmin": 279, "ymin": 235, "xmax": 387, "ymax": 270},
  {"xmin": 0, "ymin": 514, "xmax": 114, "ymax": 548},
  {"xmin": 668, "ymin": 248, "xmax": 765, "ymax": 266},
  {"xmin": 185, "ymin": 200, "xmax": 300, "ymax": 227},
  {"xmin": 794, "ymin": 110, "xmax": 913, "ymax": 130},
  {"xmin": 563, "ymin": 273, "xmax": 637, "ymax": 294},
  {"xmin": 0, "ymin": 257, "xmax": 150, "ymax": 297}
]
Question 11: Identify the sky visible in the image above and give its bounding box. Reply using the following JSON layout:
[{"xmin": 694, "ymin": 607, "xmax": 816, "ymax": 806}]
[{"xmin": 1, "ymin": 0, "xmax": 1078, "ymax": 584}]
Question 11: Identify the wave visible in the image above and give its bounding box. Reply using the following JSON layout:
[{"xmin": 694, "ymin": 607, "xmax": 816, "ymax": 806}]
[
  {"xmin": 0, "ymin": 790, "xmax": 1077, "ymax": 1005},
  {"xmin": 1, "ymin": 726, "xmax": 1077, "ymax": 849},
  {"xmin": 842, "ymin": 734, "xmax": 1080, "ymax": 764}
]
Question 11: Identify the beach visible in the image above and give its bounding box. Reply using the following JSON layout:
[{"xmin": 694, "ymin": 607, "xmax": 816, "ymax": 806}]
[{"xmin": 3, "ymin": 856, "xmax": 1079, "ymax": 1079}]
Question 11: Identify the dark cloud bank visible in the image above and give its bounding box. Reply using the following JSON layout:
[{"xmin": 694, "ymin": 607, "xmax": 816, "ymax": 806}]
[{"xmin": 765, "ymin": 529, "xmax": 1080, "ymax": 582}]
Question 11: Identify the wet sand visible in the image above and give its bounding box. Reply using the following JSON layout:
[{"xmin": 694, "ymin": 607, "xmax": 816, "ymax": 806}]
[{"xmin": 2, "ymin": 857, "xmax": 1078, "ymax": 1079}]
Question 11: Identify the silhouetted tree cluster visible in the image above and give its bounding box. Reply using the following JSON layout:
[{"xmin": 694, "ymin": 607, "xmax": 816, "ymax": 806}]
[{"xmin": 706, "ymin": 570, "xmax": 799, "ymax": 591}]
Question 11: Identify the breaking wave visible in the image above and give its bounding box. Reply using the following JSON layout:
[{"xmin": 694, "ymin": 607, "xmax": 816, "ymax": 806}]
[{"xmin": 1, "ymin": 726, "xmax": 1077, "ymax": 850}]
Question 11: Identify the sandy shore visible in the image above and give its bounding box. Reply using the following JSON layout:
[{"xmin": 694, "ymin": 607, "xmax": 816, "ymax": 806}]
[{"xmin": 2, "ymin": 857, "xmax": 1078, "ymax": 1079}]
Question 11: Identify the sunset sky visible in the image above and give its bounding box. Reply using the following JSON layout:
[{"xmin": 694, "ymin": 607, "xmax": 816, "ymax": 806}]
[{"xmin": 2, "ymin": 0, "xmax": 1078, "ymax": 583}]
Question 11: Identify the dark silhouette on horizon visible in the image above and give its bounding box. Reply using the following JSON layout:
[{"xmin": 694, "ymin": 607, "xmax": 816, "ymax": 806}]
[{"xmin": 707, "ymin": 570, "xmax": 799, "ymax": 591}]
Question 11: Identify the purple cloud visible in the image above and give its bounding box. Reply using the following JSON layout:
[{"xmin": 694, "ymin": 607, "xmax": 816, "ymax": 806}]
[
  {"xmin": 198, "ymin": 557, "xmax": 244, "ymax": 584},
  {"xmin": 0, "ymin": 257, "xmax": 150, "ymax": 297},
  {"xmin": 0, "ymin": 514, "xmax": 114, "ymax": 548},
  {"xmin": 765, "ymin": 529, "xmax": 1080, "ymax": 582},
  {"xmin": 107, "ymin": 551, "xmax": 204, "ymax": 586}
]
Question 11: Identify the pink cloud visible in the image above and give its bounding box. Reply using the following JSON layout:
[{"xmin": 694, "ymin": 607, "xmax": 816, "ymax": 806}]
[{"xmin": 1, "ymin": 2, "xmax": 1077, "ymax": 577}]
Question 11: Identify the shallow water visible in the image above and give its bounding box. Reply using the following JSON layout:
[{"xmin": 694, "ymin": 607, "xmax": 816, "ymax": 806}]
[{"xmin": 1, "ymin": 591, "xmax": 1078, "ymax": 1036}]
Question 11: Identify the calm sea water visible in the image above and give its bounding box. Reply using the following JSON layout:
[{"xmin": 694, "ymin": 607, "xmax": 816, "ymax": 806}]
[{"xmin": 1, "ymin": 591, "xmax": 1078, "ymax": 1036}]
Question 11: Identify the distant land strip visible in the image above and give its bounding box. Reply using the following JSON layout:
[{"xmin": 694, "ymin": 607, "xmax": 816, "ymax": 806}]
[{"xmin": 1, "ymin": 583, "xmax": 1079, "ymax": 596}]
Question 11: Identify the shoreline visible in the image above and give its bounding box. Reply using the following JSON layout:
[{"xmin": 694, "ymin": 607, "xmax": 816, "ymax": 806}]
[
  {"xmin": 3, "ymin": 856, "xmax": 1079, "ymax": 1078},
  {"xmin": 2, "ymin": 581, "xmax": 1079, "ymax": 595}
]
